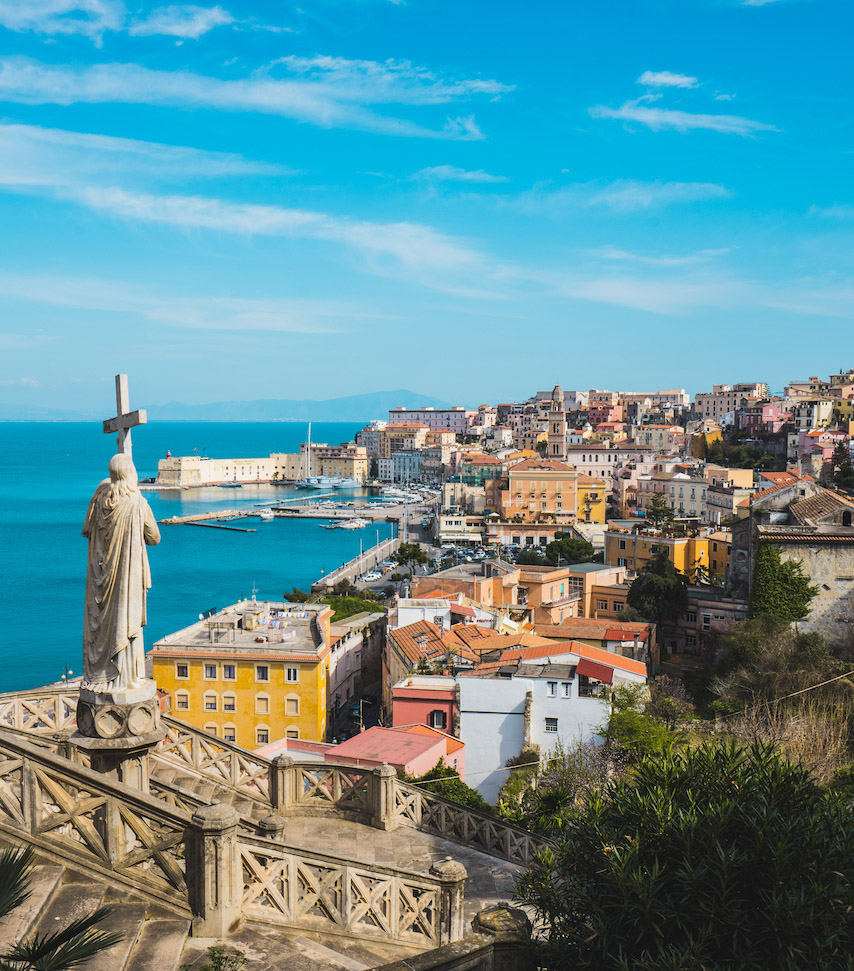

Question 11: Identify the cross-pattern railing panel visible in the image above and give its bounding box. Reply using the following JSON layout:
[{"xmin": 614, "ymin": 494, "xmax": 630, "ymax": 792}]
[
  {"xmin": 240, "ymin": 837, "xmax": 442, "ymax": 946},
  {"xmin": 0, "ymin": 730, "xmax": 191, "ymax": 908},
  {"xmin": 294, "ymin": 765, "xmax": 372, "ymax": 815},
  {"xmin": 391, "ymin": 781, "xmax": 549, "ymax": 867},
  {"xmin": 0, "ymin": 691, "xmax": 78, "ymax": 734},
  {"xmin": 153, "ymin": 719, "xmax": 272, "ymax": 803}
]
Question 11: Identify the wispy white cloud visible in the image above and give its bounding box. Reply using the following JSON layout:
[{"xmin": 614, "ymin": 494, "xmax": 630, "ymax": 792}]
[
  {"xmin": 809, "ymin": 204, "xmax": 854, "ymax": 220},
  {"xmin": 589, "ymin": 179, "xmax": 732, "ymax": 210},
  {"xmin": 0, "ymin": 274, "xmax": 368, "ymax": 333},
  {"xmin": 129, "ymin": 4, "xmax": 233, "ymax": 38},
  {"xmin": 590, "ymin": 244, "xmax": 730, "ymax": 266},
  {"xmin": 414, "ymin": 164, "xmax": 509, "ymax": 184},
  {"xmin": 0, "ymin": 120, "xmax": 284, "ymax": 187},
  {"xmin": 0, "ymin": 56, "xmax": 506, "ymax": 139},
  {"xmin": 589, "ymin": 98, "xmax": 777, "ymax": 135},
  {"xmin": 513, "ymin": 178, "xmax": 732, "ymax": 214},
  {"xmin": 0, "ymin": 332, "xmax": 56, "ymax": 349},
  {"xmin": 0, "ymin": 0, "xmax": 123, "ymax": 41},
  {"xmin": 637, "ymin": 70, "xmax": 699, "ymax": 89}
]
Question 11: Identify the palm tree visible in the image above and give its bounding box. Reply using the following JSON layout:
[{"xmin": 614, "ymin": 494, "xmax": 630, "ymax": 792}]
[{"xmin": 0, "ymin": 846, "xmax": 121, "ymax": 971}]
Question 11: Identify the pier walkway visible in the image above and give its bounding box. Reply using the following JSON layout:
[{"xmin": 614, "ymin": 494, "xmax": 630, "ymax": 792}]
[{"xmin": 312, "ymin": 536, "xmax": 401, "ymax": 591}]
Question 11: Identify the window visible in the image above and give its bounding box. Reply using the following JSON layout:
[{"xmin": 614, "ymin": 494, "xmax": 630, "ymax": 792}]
[
  {"xmin": 204, "ymin": 723, "xmax": 218, "ymax": 736},
  {"xmin": 286, "ymin": 728, "xmax": 300, "ymax": 739},
  {"xmin": 223, "ymin": 693, "xmax": 236, "ymax": 712},
  {"xmin": 429, "ymin": 710, "xmax": 447, "ymax": 730},
  {"xmin": 712, "ymin": 542, "xmax": 718, "ymax": 553},
  {"xmin": 286, "ymin": 667, "xmax": 299, "ymax": 683},
  {"xmin": 286, "ymin": 697, "xmax": 300, "ymax": 716},
  {"xmin": 256, "ymin": 695, "xmax": 270, "ymax": 715},
  {"xmin": 618, "ymin": 557, "xmax": 627, "ymax": 567},
  {"xmin": 561, "ymin": 682, "xmax": 570, "ymax": 698},
  {"xmin": 619, "ymin": 539, "xmax": 627, "ymax": 550},
  {"xmin": 176, "ymin": 663, "xmax": 189, "ymax": 679},
  {"xmin": 702, "ymin": 614, "xmax": 711, "ymax": 631},
  {"xmin": 597, "ymin": 600, "xmax": 608, "ymax": 611},
  {"xmin": 203, "ymin": 692, "xmax": 217, "ymax": 711},
  {"xmin": 256, "ymin": 665, "xmax": 269, "ymax": 682},
  {"xmin": 614, "ymin": 602, "xmax": 624, "ymax": 613},
  {"xmin": 545, "ymin": 717, "xmax": 558, "ymax": 733},
  {"xmin": 686, "ymin": 611, "xmax": 697, "ymax": 623},
  {"xmin": 223, "ymin": 664, "xmax": 236, "ymax": 681},
  {"xmin": 256, "ymin": 728, "xmax": 269, "ymax": 745},
  {"xmin": 547, "ymin": 681, "xmax": 557, "ymax": 697},
  {"xmin": 204, "ymin": 663, "xmax": 217, "ymax": 680},
  {"xmin": 223, "ymin": 726, "xmax": 236, "ymax": 742},
  {"xmin": 686, "ymin": 636, "xmax": 697, "ymax": 647},
  {"xmin": 175, "ymin": 691, "xmax": 189, "ymax": 711}
]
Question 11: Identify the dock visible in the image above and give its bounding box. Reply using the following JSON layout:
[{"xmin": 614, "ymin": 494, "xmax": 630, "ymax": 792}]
[{"xmin": 187, "ymin": 521, "xmax": 256, "ymax": 533}]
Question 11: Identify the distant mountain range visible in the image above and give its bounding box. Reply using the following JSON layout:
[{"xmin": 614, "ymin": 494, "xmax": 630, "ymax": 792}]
[{"xmin": 0, "ymin": 390, "xmax": 453, "ymax": 422}]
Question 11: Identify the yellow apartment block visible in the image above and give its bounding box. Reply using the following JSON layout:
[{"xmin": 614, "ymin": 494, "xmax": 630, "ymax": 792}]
[
  {"xmin": 604, "ymin": 528, "xmax": 730, "ymax": 582},
  {"xmin": 149, "ymin": 600, "xmax": 332, "ymax": 749}
]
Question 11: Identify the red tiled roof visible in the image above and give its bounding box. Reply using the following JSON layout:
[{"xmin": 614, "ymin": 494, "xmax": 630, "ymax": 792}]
[
  {"xmin": 604, "ymin": 628, "xmax": 648, "ymax": 642},
  {"xmin": 533, "ymin": 620, "xmax": 652, "ymax": 641},
  {"xmin": 510, "ymin": 459, "xmax": 575, "ymax": 472},
  {"xmin": 388, "ymin": 620, "xmax": 447, "ymax": 665},
  {"xmin": 449, "ymin": 603, "xmax": 476, "ymax": 618}
]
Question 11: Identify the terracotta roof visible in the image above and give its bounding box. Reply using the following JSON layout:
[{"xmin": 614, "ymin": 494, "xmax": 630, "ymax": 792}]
[
  {"xmin": 449, "ymin": 603, "xmax": 476, "ymax": 618},
  {"xmin": 510, "ymin": 458, "xmax": 575, "ymax": 472},
  {"xmin": 533, "ymin": 620, "xmax": 652, "ymax": 642},
  {"xmin": 388, "ymin": 620, "xmax": 447, "ymax": 665},
  {"xmin": 471, "ymin": 638, "xmax": 647, "ymax": 677},
  {"xmin": 790, "ymin": 490, "xmax": 854, "ymax": 526},
  {"xmin": 451, "ymin": 624, "xmax": 496, "ymax": 646},
  {"xmin": 577, "ymin": 658, "xmax": 614, "ymax": 684}
]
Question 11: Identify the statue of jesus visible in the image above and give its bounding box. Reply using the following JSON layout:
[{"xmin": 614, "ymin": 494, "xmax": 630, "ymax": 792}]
[{"xmin": 82, "ymin": 453, "xmax": 160, "ymax": 694}]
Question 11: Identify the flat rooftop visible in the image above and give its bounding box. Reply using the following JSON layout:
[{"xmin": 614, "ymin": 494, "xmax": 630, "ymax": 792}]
[{"xmin": 150, "ymin": 599, "xmax": 330, "ymax": 657}]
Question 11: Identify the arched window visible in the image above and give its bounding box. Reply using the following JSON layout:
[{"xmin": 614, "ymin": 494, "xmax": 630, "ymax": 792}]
[
  {"xmin": 286, "ymin": 728, "xmax": 300, "ymax": 739},
  {"xmin": 223, "ymin": 724, "xmax": 237, "ymax": 743},
  {"xmin": 204, "ymin": 723, "xmax": 218, "ymax": 736},
  {"xmin": 175, "ymin": 691, "xmax": 190, "ymax": 711},
  {"xmin": 843, "ymin": 510, "xmax": 852, "ymax": 527},
  {"xmin": 203, "ymin": 692, "xmax": 217, "ymax": 712}
]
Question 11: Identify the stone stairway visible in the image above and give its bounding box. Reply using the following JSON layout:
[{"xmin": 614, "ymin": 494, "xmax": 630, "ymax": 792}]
[
  {"xmin": 0, "ymin": 862, "xmax": 405, "ymax": 970},
  {"xmin": 151, "ymin": 761, "xmax": 270, "ymax": 823}
]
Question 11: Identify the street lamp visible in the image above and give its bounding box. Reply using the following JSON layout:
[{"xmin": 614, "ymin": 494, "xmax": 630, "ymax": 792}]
[{"xmin": 60, "ymin": 664, "xmax": 74, "ymax": 684}]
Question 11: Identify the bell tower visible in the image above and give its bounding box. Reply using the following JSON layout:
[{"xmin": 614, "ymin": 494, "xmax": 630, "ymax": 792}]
[{"xmin": 547, "ymin": 384, "xmax": 566, "ymax": 461}]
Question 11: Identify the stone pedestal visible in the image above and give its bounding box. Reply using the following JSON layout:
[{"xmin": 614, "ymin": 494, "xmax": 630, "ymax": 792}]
[{"xmin": 72, "ymin": 679, "xmax": 164, "ymax": 793}]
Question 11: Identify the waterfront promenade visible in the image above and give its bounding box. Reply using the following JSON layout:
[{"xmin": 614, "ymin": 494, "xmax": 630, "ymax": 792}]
[{"xmin": 311, "ymin": 535, "xmax": 402, "ymax": 590}]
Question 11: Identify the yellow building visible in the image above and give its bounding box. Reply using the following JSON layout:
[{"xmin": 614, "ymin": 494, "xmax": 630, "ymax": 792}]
[
  {"xmin": 149, "ymin": 600, "xmax": 333, "ymax": 749},
  {"xmin": 501, "ymin": 459, "xmax": 606, "ymax": 525},
  {"xmin": 604, "ymin": 527, "xmax": 730, "ymax": 582}
]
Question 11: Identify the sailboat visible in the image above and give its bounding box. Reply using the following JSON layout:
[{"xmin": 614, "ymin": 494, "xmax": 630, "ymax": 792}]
[{"xmin": 295, "ymin": 423, "xmax": 313, "ymax": 488}]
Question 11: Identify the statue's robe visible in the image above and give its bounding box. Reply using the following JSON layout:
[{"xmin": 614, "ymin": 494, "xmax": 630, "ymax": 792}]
[{"xmin": 82, "ymin": 479, "xmax": 160, "ymax": 690}]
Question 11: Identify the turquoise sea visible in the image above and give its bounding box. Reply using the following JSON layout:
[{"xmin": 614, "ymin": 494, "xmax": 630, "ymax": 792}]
[{"xmin": 0, "ymin": 422, "xmax": 392, "ymax": 692}]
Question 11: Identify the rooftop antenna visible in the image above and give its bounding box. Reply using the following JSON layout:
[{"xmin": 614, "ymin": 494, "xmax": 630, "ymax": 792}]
[{"xmin": 251, "ymin": 580, "xmax": 258, "ymax": 604}]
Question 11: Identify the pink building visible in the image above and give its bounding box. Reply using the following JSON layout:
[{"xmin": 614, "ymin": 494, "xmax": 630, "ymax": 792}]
[
  {"xmin": 738, "ymin": 402, "xmax": 791, "ymax": 434},
  {"xmin": 331, "ymin": 725, "xmax": 465, "ymax": 778},
  {"xmin": 392, "ymin": 675, "xmax": 458, "ymax": 734}
]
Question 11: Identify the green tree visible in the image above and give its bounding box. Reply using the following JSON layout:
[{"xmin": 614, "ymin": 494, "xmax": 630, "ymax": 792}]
[
  {"xmin": 0, "ymin": 845, "xmax": 121, "ymax": 969},
  {"xmin": 517, "ymin": 742, "xmax": 854, "ymax": 970},
  {"xmin": 748, "ymin": 542, "xmax": 818, "ymax": 622},
  {"xmin": 600, "ymin": 683, "xmax": 675, "ymax": 759},
  {"xmin": 544, "ymin": 533, "xmax": 595, "ymax": 566},
  {"xmin": 829, "ymin": 442, "xmax": 854, "ymax": 491},
  {"xmin": 393, "ymin": 542, "xmax": 429, "ymax": 572},
  {"xmin": 369, "ymin": 458, "xmax": 379, "ymax": 479},
  {"xmin": 646, "ymin": 491, "xmax": 674, "ymax": 528},
  {"xmin": 626, "ymin": 546, "xmax": 688, "ymax": 627},
  {"xmin": 404, "ymin": 758, "xmax": 493, "ymax": 814},
  {"xmin": 515, "ymin": 548, "xmax": 546, "ymax": 565}
]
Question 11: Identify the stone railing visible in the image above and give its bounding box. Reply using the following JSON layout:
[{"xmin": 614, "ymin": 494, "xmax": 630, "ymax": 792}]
[
  {"xmin": 0, "ymin": 687, "xmax": 549, "ymax": 868},
  {"xmin": 0, "ymin": 728, "xmax": 191, "ymax": 914},
  {"xmin": 0, "ymin": 687, "xmax": 78, "ymax": 734},
  {"xmin": 0, "ymin": 729, "xmax": 468, "ymax": 947}
]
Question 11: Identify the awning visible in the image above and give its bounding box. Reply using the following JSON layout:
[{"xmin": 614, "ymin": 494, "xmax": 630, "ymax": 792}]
[
  {"xmin": 576, "ymin": 658, "xmax": 614, "ymax": 684},
  {"xmin": 449, "ymin": 604, "xmax": 476, "ymax": 618}
]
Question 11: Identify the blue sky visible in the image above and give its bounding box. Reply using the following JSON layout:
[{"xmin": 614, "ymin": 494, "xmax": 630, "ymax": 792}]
[{"xmin": 0, "ymin": 0, "xmax": 851, "ymax": 413}]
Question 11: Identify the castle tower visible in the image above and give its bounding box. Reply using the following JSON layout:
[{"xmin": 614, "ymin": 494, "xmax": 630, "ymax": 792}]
[{"xmin": 547, "ymin": 384, "xmax": 566, "ymax": 461}]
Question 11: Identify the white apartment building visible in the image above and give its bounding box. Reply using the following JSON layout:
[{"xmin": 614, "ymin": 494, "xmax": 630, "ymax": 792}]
[{"xmin": 388, "ymin": 407, "xmax": 474, "ymax": 435}]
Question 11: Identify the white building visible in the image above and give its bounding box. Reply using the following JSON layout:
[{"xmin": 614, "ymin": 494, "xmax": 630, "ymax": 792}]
[
  {"xmin": 388, "ymin": 407, "xmax": 475, "ymax": 435},
  {"xmin": 456, "ymin": 648, "xmax": 646, "ymax": 802},
  {"xmin": 694, "ymin": 383, "xmax": 768, "ymax": 421}
]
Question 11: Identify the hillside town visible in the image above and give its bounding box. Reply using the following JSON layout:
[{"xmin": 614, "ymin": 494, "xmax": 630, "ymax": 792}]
[{"xmin": 147, "ymin": 367, "xmax": 854, "ymax": 806}]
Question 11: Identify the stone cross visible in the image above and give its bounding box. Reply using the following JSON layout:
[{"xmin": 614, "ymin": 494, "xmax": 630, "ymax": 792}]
[{"xmin": 103, "ymin": 374, "xmax": 147, "ymax": 458}]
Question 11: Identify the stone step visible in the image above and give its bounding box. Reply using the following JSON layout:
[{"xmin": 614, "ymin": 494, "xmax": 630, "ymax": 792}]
[
  {"xmin": 80, "ymin": 900, "xmax": 148, "ymax": 971},
  {"xmin": 0, "ymin": 863, "xmax": 64, "ymax": 952},
  {"xmin": 30, "ymin": 874, "xmax": 108, "ymax": 942},
  {"xmin": 124, "ymin": 917, "xmax": 191, "ymax": 971},
  {"xmin": 291, "ymin": 933, "xmax": 371, "ymax": 970}
]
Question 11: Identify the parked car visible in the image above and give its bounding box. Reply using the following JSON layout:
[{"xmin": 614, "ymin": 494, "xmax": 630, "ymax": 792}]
[{"xmin": 362, "ymin": 571, "xmax": 382, "ymax": 582}]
